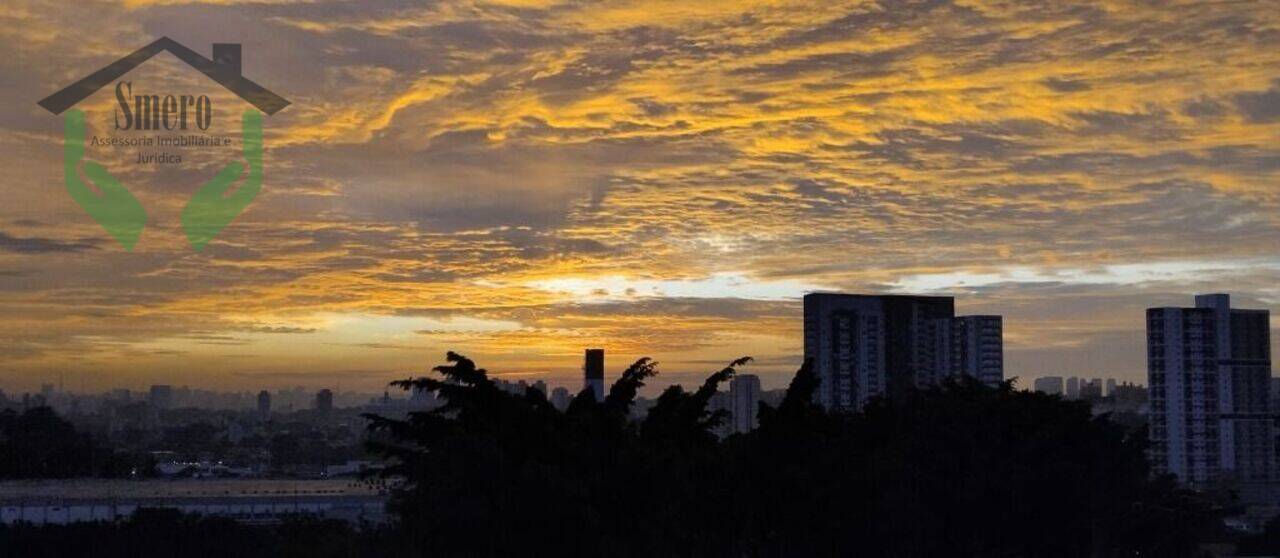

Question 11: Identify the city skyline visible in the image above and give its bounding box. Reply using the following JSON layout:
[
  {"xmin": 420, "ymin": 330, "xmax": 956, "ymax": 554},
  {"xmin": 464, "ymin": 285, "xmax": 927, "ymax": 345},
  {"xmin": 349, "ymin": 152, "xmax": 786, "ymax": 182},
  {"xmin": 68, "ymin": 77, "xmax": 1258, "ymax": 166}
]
[
  {"xmin": 0, "ymin": 289, "xmax": 1272, "ymax": 394},
  {"xmin": 1, "ymin": 1, "xmax": 1278, "ymax": 394},
  {"xmin": 1, "ymin": 289, "xmax": 1244, "ymax": 400},
  {"xmin": 2, "ymin": 3, "xmax": 1278, "ymax": 556}
]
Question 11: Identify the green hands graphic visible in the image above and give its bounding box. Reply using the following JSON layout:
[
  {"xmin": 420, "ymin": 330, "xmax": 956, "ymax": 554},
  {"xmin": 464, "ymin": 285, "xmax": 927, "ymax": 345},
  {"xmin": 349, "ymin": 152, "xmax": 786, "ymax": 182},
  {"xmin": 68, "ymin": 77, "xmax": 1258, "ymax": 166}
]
[
  {"xmin": 62, "ymin": 109, "xmax": 264, "ymax": 252},
  {"xmin": 64, "ymin": 110, "xmax": 147, "ymax": 250},
  {"xmin": 180, "ymin": 111, "xmax": 262, "ymax": 250},
  {"xmin": 181, "ymin": 110, "xmax": 263, "ymax": 252}
]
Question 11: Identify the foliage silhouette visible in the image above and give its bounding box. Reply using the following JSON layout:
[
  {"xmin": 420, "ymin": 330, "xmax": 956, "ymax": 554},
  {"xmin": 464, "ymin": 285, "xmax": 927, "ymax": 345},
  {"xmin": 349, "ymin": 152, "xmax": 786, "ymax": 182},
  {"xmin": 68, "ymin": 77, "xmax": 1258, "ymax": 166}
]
[
  {"xmin": 0, "ymin": 510, "xmax": 405, "ymax": 558},
  {"xmin": 364, "ymin": 352, "xmax": 1223, "ymax": 557},
  {"xmin": 0, "ymin": 407, "xmax": 139, "ymax": 478}
]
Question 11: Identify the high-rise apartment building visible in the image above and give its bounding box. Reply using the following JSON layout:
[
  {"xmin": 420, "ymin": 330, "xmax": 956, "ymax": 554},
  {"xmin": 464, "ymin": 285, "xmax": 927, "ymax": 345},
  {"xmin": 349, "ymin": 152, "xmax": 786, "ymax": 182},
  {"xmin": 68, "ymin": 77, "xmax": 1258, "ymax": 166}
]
[
  {"xmin": 583, "ymin": 349, "xmax": 605, "ymax": 402},
  {"xmin": 803, "ymin": 293, "xmax": 1004, "ymax": 411},
  {"xmin": 149, "ymin": 385, "xmax": 172, "ymax": 410},
  {"xmin": 709, "ymin": 390, "xmax": 732, "ymax": 437},
  {"xmin": 315, "ymin": 388, "xmax": 334, "ymax": 416},
  {"xmin": 952, "ymin": 315, "xmax": 1004, "ymax": 386},
  {"xmin": 257, "ymin": 390, "xmax": 271, "ymax": 421},
  {"xmin": 729, "ymin": 374, "xmax": 762, "ymax": 434},
  {"xmin": 1080, "ymin": 379, "xmax": 1103, "ymax": 400},
  {"xmin": 1033, "ymin": 376, "xmax": 1064, "ymax": 395},
  {"xmin": 1147, "ymin": 294, "xmax": 1272, "ymax": 485}
]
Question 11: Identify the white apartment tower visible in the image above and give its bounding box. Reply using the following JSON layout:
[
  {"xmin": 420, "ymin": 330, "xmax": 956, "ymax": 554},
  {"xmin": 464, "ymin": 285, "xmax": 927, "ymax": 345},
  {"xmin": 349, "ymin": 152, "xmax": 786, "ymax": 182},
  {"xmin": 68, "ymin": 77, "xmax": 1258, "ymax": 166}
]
[
  {"xmin": 1147, "ymin": 294, "xmax": 1272, "ymax": 485},
  {"xmin": 729, "ymin": 374, "xmax": 762, "ymax": 434}
]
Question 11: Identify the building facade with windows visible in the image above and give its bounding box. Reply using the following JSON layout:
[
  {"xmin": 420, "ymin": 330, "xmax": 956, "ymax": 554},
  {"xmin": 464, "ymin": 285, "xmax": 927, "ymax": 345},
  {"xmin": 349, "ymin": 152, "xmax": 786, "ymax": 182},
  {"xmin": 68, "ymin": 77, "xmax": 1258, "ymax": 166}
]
[
  {"xmin": 803, "ymin": 294, "xmax": 1004, "ymax": 411},
  {"xmin": 1147, "ymin": 294, "xmax": 1272, "ymax": 485}
]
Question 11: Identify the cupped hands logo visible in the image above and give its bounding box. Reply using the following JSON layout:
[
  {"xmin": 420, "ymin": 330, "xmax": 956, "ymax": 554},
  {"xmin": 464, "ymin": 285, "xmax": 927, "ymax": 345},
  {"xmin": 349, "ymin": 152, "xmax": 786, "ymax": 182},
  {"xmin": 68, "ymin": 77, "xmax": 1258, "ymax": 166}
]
[
  {"xmin": 38, "ymin": 37, "xmax": 288, "ymax": 251},
  {"xmin": 180, "ymin": 110, "xmax": 263, "ymax": 251},
  {"xmin": 63, "ymin": 109, "xmax": 263, "ymax": 251}
]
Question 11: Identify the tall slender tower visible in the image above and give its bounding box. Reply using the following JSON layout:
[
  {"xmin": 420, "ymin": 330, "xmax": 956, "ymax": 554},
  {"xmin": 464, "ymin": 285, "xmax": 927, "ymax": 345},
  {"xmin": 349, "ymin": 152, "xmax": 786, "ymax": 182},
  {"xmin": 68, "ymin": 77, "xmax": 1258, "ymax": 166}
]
[
  {"xmin": 315, "ymin": 388, "xmax": 334, "ymax": 417},
  {"xmin": 951, "ymin": 315, "xmax": 1004, "ymax": 386},
  {"xmin": 729, "ymin": 374, "xmax": 762, "ymax": 434},
  {"xmin": 257, "ymin": 390, "xmax": 271, "ymax": 422},
  {"xmin": 584, "ymin": 349, "xmax": 605, "ymax": 402}
]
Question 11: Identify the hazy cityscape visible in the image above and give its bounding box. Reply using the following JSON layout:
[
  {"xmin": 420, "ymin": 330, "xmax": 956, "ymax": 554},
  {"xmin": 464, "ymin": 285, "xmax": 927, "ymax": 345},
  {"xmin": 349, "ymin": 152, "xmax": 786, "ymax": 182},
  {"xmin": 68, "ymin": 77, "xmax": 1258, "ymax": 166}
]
[
  {"xmin": 3, "ymin": 0, "xmax": 1278, "ymax": 555},
  {"xmin": 2, "ymin": 292, "xmax": 1159, "ymax": 481},
  {"xmin": 3, "ymin": 291, "xmax": 1270, "ymax": 544}
]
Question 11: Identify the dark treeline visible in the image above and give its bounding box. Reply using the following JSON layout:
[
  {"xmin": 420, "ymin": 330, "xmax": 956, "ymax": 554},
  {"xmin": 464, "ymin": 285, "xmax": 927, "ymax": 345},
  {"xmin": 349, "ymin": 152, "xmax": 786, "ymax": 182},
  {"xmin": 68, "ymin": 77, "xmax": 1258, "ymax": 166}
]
[
  {"xmin": 360, "ymin": 352, "xmax": 1224, "ymax": 557},
  {"xmin": 0, "ymin": 353, "xmax": 1241, "ymax": 556},
  {"xmin": 0, "ymin": 509, "xmax": 406, "ymax": 558},
  {"xmin": 0, "ymin": 407, "xmax": 146, "ymax": 479}
]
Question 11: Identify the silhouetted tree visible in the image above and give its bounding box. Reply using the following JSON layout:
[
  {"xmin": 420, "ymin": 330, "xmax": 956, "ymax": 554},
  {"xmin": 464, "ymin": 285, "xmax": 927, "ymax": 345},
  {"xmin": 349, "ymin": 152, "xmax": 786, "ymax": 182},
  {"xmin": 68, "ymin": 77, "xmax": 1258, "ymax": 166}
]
[
  {"xmin": 365, "ymin": 352, "xmax": 1223, "ymax": 557},
  {"xmin": 0, "ymin": 407, "xmax": 97, "ymax": 478},
  {"xmin": 0, "ymin": 510, "xmax": 404, "ymax": 558}
]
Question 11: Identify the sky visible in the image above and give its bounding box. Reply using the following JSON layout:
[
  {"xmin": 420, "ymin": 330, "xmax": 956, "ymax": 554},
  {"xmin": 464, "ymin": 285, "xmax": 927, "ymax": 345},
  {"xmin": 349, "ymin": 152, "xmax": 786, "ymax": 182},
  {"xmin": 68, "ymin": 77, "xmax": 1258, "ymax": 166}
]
[{"xmin": 0, "ymin": 0, "xmax": 1277, "ymax": 394}]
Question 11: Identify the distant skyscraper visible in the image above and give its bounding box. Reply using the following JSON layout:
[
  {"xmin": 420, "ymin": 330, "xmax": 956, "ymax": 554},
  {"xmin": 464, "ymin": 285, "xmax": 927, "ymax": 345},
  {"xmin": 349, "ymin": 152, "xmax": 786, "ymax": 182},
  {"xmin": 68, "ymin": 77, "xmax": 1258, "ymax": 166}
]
[
  {"xmin": 257, "ymin": 390, "xmax": 271, "ymax": 421},
  {"xmin": 1147, "ymin": 294, "xmax": 1272, "ymax": 485},
  {"xmin": 1106, "ymin": 378, "xmax": 1117, "ymax": 397},
  {"xmin": 1033, "ymin": 376, "xmax": 1064, "ymax": 395},
  {"xmin": 550, "ymin": 387, "xmax": 571, "ymax": 411},
  {"xmin": 709, "ymin": 390, "xmax": 732, "ymax": 437},
  {"xmin": 951, "ymin": 315, "xmax": 1004, "ymax": 386},
  {"xmin": 315, "ymin": 389, "xmax": 334, "ymax": 416},
  {"xmin": 1079, "ymin": 379, "xmax": 1103, "ymax": 400},
  {"xmin": 584, "ymin": 349, "xmax": 605, "ymax": 402},
  {"xmin": 532, "ymin": 380, "xmax": 547, "ymax": 396},
  {"xmin": 804, "ymin": 293, "xmax": 951, "ymax": 410},
  {"xmin": 729, "ymin": 374, "xmax": 762, "ymax": 434},
  {"xmin": 1113, "ymin": 382, "xmax": 1149, "ymax": 405},
  {"xmin": 149, "ymin": 385, "xmax": 172, "ymax": 410},
  {"xmin": 1065, "ymin": 377, "xmax": 1080, "ymax": 399},
  {"xmin": 803, "ymin": 293, "xmax": 1004, "ymax": 410}
]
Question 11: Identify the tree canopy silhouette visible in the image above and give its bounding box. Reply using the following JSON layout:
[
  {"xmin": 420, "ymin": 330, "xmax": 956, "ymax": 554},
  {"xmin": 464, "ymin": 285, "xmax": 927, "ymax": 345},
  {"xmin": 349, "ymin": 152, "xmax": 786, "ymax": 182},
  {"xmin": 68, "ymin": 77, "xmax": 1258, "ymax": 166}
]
[
  {"xmin": 365, "ymin": 352, "xmax": 1222, "ymax": 557},
  {"xmin": 0, "ymin": 407, "xmax": 99, "ymax": 479}
]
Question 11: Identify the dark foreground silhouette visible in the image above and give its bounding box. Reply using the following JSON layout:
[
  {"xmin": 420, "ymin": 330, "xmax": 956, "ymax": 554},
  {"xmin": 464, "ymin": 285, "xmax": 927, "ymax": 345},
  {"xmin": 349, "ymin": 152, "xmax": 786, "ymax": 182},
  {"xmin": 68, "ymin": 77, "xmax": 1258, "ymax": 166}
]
[
  {"xmin": 0, "ymin": 353, "xmax": 1230, "ymax": 557},
  {"xmin": 362, "ymin": 353, "xmax": 1223, "ymax": 557},
  {"xmin": 0, "ymin": 509, "xmax": 405, "ymax": 558},
  {"xmin": 0, "ymin": 406, "xmax": 141, "ymax": 478}
]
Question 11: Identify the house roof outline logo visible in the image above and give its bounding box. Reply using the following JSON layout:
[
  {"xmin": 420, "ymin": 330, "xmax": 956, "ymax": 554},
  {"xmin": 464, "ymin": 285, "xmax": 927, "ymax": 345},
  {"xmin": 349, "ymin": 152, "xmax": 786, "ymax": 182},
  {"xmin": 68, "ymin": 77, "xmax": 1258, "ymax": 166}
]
[{"xmin": 37, "ymin": 37, "xmax": 289, "ymax": 115}]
